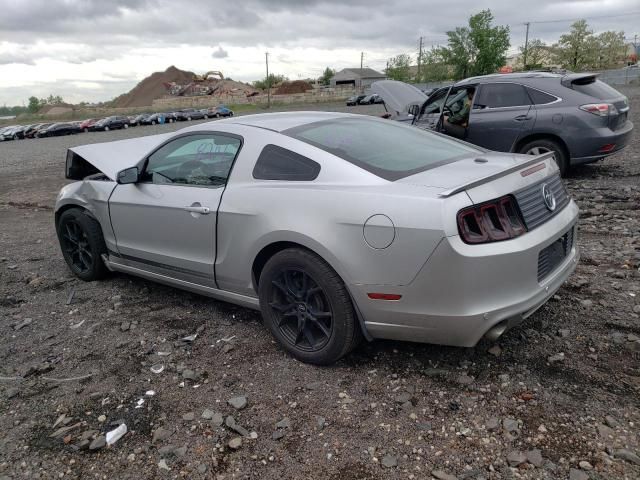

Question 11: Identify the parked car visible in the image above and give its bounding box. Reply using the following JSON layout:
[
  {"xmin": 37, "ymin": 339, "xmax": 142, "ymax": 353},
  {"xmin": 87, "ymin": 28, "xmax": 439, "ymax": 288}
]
[
  {"xmin": 373, "ymin": 72, "xmax": 633, "ymax": 176},
  {"xmin": 24, "ymin": 123, "xmax": 50, "ymax": 138},
  {"xmin": 141, "ymin": 113, "xmax": 172, "ymax": 125},
  {"xmin": 93, "ymin": 116, "xmax": 130, "ymax": 131},
  {"xmin": 175, "ymin": 109, "xmax": 207, "ymax": 121},
  {"xmin": 346, "ymin": 95, "xmax": 367, "ymax": 106},
  {"xmin": 208, "ymin": 105, "xmax": 234, "ymax": 117},
  {"xmin": 0, "ymin": 125, "xmax": 28, "ymax": 140},
  {"xmin": 36, "ymin": 122, "xmax": 80, "ymax": 137},
  {"xmin": 78, "ymin": 119, "xmax": 99, "ymax": 132},
  {"xmin": 359, "ymin": 94, "xmax": 384, "ymax": 105},
  {"xmin": 57, "ymin": 112, "xmax": 578, "ymax": 365},
  {"xmin": 130, "ymin": 114, "xmax": 150, "ymax": 126}
]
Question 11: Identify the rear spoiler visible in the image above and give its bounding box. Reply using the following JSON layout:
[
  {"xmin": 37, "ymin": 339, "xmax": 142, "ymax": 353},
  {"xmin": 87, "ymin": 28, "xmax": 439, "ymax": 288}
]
[
  {"xmin": 438, "ymin": 152, "xmax": 555, "ymax": 197},
  {"xmin": 561, "ymin": 72, "xmax": 599, "ymax": 88}
]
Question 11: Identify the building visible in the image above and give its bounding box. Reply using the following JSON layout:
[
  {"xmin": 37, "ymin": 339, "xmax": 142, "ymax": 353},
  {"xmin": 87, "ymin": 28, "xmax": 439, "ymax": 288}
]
[{"xmin": 330, "ymin": 68, "xmax": 386, "ymax": 88}]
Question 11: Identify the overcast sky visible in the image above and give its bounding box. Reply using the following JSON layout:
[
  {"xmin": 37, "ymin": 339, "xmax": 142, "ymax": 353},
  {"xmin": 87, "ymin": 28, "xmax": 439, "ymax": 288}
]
[{"xmin": 0, "ymin": 0, "xmax": 638, "ymax": 105}]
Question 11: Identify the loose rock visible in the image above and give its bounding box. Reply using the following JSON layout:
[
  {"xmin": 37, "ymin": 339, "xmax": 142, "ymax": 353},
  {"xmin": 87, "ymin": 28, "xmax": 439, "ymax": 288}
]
[
  {"xmin": 228, "ymin": 395, "xmax": 247, "ymax": 410},
  {"xmin": 381, "ymin": 455, "xmax": 397, "ymax": 468}
]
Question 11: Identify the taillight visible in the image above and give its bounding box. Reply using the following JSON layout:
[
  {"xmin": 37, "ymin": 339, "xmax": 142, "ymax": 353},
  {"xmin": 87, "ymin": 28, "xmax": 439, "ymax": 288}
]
[
  {"xmin": 579, "ymin": 103, "xmax": 611, "ymax": 116},
  {"xmin": 457, "ymin": 195, "xmax": 526, "ymax": 244}
]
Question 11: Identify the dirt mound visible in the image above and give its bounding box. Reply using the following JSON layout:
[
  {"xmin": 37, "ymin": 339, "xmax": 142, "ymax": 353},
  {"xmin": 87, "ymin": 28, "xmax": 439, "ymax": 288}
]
[
  {"xmin": 112, "ymin": 66, "xmax": 196, "ymax": 108},
  {"xmin": 275, "ymin": 80, "xmax": 313, "ymax": 95}
]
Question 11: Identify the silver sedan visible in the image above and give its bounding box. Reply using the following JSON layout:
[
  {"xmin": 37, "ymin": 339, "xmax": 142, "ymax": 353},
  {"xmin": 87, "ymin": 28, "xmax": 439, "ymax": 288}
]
[{"xmin": 55, "ymin": 112, "xmax": 579, "ymax": 364}]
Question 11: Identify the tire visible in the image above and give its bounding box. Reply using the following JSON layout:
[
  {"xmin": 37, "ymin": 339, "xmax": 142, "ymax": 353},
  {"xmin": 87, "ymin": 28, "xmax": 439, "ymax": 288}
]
[
  {"xmin": 204, "ymin": 115, "xmax": 208, "ymax": 119},
  {"xmin": 124, "ymin": 124, "xmax": 129, "ymax": 129},
  {"xmin": 56, "ymin": 208, "xmax": 109, "ymax": 281},
  {"xmin": 168, "ymin": 118, "xmax": 173, "ymax": 123},
  {"xmin": 258, "ymin": 248, "xmax": 362, "ymax": 365},
  {"xmin": 151, "ymin": 120, "xmax": 156, "ymax": 125},
  {"xmin": 84, "ymin": 128, "xmax": 89, "ymax": 133},
  {"xmin": 104, "ymin": 126, "xmax": 110, "ymax": 131},
  {"xmin": 519, "ymin": 138, "xmax": 569, "ymax": 177},
  {"xmin": 187, "ymin": 117, "xmax": 191, "ymax": 121},
  {"xmin": 229, "ymin": 112, "xmax": 233, "ymax": 117},
  {"xmin": 215, "ymin": 113, "xmax": 220, "ymax": 118},
  {"xmin": 13, "ymin": 134, "xmax": 18, "ymax": 140}
]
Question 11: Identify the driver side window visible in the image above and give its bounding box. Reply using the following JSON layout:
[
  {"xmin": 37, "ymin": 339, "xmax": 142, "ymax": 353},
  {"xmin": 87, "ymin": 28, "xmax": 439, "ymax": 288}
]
[{"xmin": 142, "ymin": 134, "xmax": 241, "ymax": 187}]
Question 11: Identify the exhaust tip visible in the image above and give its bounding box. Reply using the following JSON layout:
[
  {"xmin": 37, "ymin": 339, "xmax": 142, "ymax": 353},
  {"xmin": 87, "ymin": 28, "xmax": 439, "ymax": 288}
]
[{"xmin": 484, "ymin": 321, "xmax": 508, "ymax": 342}]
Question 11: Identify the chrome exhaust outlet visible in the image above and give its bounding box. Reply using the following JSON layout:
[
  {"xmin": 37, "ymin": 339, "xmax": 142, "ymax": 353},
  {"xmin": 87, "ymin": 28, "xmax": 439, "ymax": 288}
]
[{"xmin": 484, "ymin": 321, "xmax": 508, "ymax": 342}]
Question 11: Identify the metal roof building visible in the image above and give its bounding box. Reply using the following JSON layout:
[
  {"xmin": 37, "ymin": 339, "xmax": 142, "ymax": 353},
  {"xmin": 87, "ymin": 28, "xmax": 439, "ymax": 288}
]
[{"xmin": 330, "ymin": 68, "xmax": 386, "ymax": 88}]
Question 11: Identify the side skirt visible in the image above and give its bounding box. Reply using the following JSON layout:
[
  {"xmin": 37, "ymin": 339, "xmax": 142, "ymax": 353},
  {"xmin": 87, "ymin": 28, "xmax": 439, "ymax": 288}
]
[{"xmin": 102, "ymin": 254, "xmax": 260, "ymax": 311}]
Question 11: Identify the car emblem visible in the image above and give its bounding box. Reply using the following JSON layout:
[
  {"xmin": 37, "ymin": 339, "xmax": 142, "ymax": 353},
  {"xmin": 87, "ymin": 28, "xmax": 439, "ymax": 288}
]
[{"xmin": 541, "ymin": 183, "xmax": 556, "ymax": 212}]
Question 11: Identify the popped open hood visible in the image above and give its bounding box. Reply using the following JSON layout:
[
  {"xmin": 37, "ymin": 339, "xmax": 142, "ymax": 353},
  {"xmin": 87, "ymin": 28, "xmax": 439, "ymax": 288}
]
[
  {"xmin": 371, "ymin": 80, "xmax": 428, "ymax": 116},
  {"xmin": 67, "ymin": 133, "xmax": 173, "ymax": 181}
]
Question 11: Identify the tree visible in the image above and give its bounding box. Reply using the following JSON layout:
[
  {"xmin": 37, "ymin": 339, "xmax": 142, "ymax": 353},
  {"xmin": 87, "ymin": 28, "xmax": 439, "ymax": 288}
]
[
  {"xmin": 517, "ymin": 39, "xmax": 550, "ymax": 70},
  {"xmin": 28, "ymin": 96, "xmax": 41, "ymax": 113},
  {"xmin": 593, "ymin": 31, "xmax": 626, "ymax": 69},
  {"xmin": 385, "ymin": 54, "xmax": 412, "ymax": 81},
  {"xmin": 318, "ymin": 67, "xmax": 335, "ymax": 86},
  {"xmin": 553, "ymin": 20, "xmax": 595, "ymax": 70},
  {"xmin": 441, "ymin": 10, "xmax": 509, "ymax": 79},
  {"xmin": 252, "ymin": 74, "xmax": 287, "ymax": 90},
  {"xmin": 416, "ymin": 47, "xmax": 452, "ymax": 82}
]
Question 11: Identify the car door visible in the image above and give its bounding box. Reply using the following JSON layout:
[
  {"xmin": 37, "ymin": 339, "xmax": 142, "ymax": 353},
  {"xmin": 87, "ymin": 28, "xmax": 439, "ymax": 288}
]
[
  {"xmin": 466, "ymin": 82, "xmax": 536, "ymax": 152},
  {"xmin": 108, "ymin": 132, "xmax": 242, "ymax": 287}
]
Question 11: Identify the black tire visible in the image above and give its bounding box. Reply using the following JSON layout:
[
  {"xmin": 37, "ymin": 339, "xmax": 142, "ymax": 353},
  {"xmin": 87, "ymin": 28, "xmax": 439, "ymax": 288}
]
[
  {"xmin": 151, "ymin": 120, "xmax": 156, "ymax": 125},
  {"xmin": 204, "ymin": 114, "xmax": 208, "ymax": 119},
  {"xmin": 56, "ymin": 209, "xmax": 109, "ymax": 281},
  {"xmin": 84, "ymin": 128, "xmax": 89, "ymax": 133},
  {"xmin": 258, "ymin": 248, "xmax": 362, "ymax": 365},
  {"xmin": 518, "ymin": 138, "xmax": 569, "ymax": 177},
  {"xmin": 104, "ymin": 126, "xmax": 110, "ymax": 131}
]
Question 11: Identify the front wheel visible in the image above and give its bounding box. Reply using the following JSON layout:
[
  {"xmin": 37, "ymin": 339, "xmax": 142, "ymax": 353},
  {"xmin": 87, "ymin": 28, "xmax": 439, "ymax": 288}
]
[
  {"xmin": 104, "ymin": 126, "xmax": 110, "ymax": 131},
  {"xmin": 124, "ymin": 124, "xmax": 129, "ymax": 129},
  {"xmin": 56, "ymin": 209, "xmax": 109, "ymax": 281},
  {"xmin": 258, "ymin": 248, "xmax": 361, "ymax": 365},
  {"xmin": 519, "ymin": 138, "xmax": 568, "ymax": 177}
]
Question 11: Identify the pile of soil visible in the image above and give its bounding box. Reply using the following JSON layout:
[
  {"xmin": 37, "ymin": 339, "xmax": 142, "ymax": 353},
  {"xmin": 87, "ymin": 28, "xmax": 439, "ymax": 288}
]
[
  {"xmin": 112, "ymin": 66, "xmax": 196, "ymax": 108},
  {"xmin": 275, "ymin": 80, "xmax": 313, "ymax": 95}
]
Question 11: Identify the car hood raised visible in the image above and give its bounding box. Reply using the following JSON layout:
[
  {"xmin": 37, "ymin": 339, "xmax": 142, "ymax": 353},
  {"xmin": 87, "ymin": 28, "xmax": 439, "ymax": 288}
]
[
  {"xmin": 371, "ymin": 80, "xmax": 428, "ymax": 116},
  {"xmin": 68, "ymin": 133, "xmax": 174, "ymax": 181}
]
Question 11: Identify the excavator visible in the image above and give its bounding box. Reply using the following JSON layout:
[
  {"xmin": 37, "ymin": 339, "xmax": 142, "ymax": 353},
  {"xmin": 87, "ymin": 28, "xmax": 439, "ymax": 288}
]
[{"xmin": 193, "ymin": 71, "xmax": 224, "ymax": 82}]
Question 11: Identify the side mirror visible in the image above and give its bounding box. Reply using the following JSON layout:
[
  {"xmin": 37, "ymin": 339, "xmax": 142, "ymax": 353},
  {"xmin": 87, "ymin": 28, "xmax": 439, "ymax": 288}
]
[
  {"xmin": 408, "ymin": 104, "xmax": 420, "ymax": 117},
  {"xmin": 117, "ymin": 166, "xmax": 139, "ymax": 184}
]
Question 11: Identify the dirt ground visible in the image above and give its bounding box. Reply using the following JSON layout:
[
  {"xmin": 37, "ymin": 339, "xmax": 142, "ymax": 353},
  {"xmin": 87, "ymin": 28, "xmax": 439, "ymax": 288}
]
[{"xmin": 0, "ymin": 99, "xmax": 639, "ymax": 480}]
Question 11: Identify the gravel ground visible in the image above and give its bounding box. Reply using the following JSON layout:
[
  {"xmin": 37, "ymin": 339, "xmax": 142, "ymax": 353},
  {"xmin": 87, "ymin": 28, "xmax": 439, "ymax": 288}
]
[{"xmin": 0, "ymin": 98, "xmax": 639, "ymax": 480}]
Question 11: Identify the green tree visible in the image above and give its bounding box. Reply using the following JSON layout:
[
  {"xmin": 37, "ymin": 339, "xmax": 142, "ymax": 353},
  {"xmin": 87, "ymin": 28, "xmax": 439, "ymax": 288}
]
[
  {"xmin": 252, "ymin": 74, "xmax": 287, "ymax": 90},
  {"xmin": 593, "ymin": 31, "xmax": 626, "ymax": 69},
  {"xmin": 441, "ymin": 10, "xmax": 510, "ymax": 79},
  {"xmin": 416, "ymin": 46, "xmax": 452, "ymax": 82},
  {"xmin": 517, "ymin": 38, "xmax": 549, "ymax": 70},
  {"xmin": 28, "ymin": 96, "xmax": 41, "ymax": 113},
  {"xmin": 385, "ymin": 54, "xmax": 412, "ymax": 81},
  {"xmin": 553, "ymin": 20, "xmax": 595, "ymax": 70},
  {"xmin": 318, "ymin": 67, "xmax": 336, "ymax": 86}
]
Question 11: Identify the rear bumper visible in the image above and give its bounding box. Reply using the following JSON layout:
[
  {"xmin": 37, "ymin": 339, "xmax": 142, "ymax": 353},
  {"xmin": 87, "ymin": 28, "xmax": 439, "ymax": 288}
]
[
  {"xmin": 351, "ymin": 200, "xmax": 579, "ymax": 346},
  {"xmin": 569, "ymin": 120, "xmax": 634, "ymax": 165}
]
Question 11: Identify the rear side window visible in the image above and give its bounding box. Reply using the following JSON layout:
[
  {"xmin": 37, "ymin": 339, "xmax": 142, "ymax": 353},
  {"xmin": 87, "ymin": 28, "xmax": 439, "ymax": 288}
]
[
  {"xmin": 253, "ymin": 144, "xmax": 320, "ymax": 181},
  {"xmin": 526, "ymin": 87, "xmax": 558, "ymax": 105},
  {"xmin": 476, "ymin": 83, "xmax": 531, "ymax": 108},
  {"xmin": 570, "ymin": 78, "xmax": 621, "ymax": 99}
]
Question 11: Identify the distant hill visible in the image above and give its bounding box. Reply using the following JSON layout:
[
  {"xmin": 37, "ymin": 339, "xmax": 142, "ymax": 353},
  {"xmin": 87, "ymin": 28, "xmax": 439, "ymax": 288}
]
[{"xmin": 112, "ymin": 65, "xmax": 196, "ymax": 108}]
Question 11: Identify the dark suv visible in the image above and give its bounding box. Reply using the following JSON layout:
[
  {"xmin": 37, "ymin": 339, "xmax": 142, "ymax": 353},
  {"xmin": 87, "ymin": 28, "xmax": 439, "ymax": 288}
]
[{"xmin": 373, "ymin": 73, "xmax": 633, "ymax": 175}]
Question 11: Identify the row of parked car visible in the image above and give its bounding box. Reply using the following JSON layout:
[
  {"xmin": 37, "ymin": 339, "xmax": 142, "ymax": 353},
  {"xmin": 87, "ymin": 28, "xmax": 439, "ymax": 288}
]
[
  {"xmin": 345, "ymin": 93, "xmax": 385, "ymax": 106},
  {"xmin": 0, "ymin": 105, "xmax": 234, "ymax": 142}
]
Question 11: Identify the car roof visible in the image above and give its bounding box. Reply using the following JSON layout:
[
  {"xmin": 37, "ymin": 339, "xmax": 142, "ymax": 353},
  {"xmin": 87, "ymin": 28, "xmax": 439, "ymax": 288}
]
[
  {"xmin": 223, "ymin": 111, "xmax": 356, "ymax": 132},
  {"xmin": 456, "ymin": 72, "xmax": 562, "ymax": 85}
]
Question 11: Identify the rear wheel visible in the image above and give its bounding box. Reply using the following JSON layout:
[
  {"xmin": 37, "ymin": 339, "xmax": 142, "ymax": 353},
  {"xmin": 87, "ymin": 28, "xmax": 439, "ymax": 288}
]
[
  {"xmin": 204, "ymin": 114, "xmax": 208, "ymax": 119},
  {"xmin": 519, "ymin": 138, "xmax": 568, "ymax": 177},
  {"xmin": 104, "ymin": 126, "xmax": 110, "ymax": 131},
  {"xmin": 124, "ymin": 124, "xmax": 129, "ymax": 129},
  {"xmin": 151, "ymin": 120, "xmax": 156, "ymax": 125},
  {"xmin": 56, "ymin": 209, "xmax": 109, "ymax": 281},
  {"xmin": 258, "ymin": 248, "xmax": 361, "ymax": 365}
]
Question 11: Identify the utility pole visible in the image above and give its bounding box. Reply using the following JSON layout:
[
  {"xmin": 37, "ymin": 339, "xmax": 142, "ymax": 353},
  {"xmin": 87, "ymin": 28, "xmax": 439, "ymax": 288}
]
[
  {"xmin": 360, "ymin": 52, "xmax": 364, "ymax": 92},
  {"xmin": 523, "ymin": 22, "xmax": 530, "ymax": 70},
  {"xmin": 265, "ymin": 52, "xmax": 270, "ymax": 109},
  {"xmin": 417, "ymin": 36, "xmax": 424, "ymax": 80}
]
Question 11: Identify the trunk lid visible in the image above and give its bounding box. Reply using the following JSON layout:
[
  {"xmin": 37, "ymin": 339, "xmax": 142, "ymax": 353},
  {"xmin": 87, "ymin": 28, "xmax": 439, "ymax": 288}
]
[{"xmin": 397, "ymin": 151, "xmax": 560, "ymax": 204}]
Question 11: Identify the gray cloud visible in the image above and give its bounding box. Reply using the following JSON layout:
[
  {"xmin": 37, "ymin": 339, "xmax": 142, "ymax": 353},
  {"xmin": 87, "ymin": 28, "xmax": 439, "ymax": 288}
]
[
  {"xmin": 212, "ymin": 46, "xmax": 229, "ymax": 59},
  {"xmin": 0, "ymin": 52, "xmax": 35, "ymax": 65}
]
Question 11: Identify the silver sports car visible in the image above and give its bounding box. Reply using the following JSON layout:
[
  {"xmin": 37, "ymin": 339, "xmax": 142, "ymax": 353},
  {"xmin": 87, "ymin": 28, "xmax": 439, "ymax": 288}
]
[{"xmin": 56, "ymin": 111, "xmax": 579, "ymax": 364}]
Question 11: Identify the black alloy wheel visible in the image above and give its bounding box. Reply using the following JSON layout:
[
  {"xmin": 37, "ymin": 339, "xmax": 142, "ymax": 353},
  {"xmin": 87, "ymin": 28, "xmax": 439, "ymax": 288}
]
[
  {"xmin": 56, "ymin": 209, "xmax": 108, "ymax": 281},
  {"xmin": 60, "ymin": 219, "xmax": 93, "ymax": 274},
  {"xmin": 269, "ymin": 268, "xmax": 333, "ymax": 352}
]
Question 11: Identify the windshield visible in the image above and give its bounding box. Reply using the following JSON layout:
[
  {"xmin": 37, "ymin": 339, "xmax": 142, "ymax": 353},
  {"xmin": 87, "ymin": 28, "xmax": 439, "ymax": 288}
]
[{"xmin": 285, "ymin": 117, "xmax": 481, "ymax": 181}]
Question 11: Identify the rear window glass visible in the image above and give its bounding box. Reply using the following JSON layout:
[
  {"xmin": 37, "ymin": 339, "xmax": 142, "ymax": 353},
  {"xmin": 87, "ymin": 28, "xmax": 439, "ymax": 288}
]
[
  {"xmin": 476, "ymin": 83, "xmax": 531, "ymax": 108},
  {"xmin": 526, "ymin": 88, "xmax": 557, "ymax": 105},
  {"xmin": 571, "ymin": 78, "xmax": 621, "ymax": 99},
  {"xmin": 285, "ymin": 117, "xmax": 481, "ymax": 181}
]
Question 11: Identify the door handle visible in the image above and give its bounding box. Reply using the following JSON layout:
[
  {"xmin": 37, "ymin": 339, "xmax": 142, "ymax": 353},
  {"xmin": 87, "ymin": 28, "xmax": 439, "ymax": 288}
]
[
  {"xmin": 183, "ymin": 206, "xmax": 210, "ymax": 214},
  {"xmin": 514, "ymin": 115, "xmax": 532, "ymax": 121}
]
